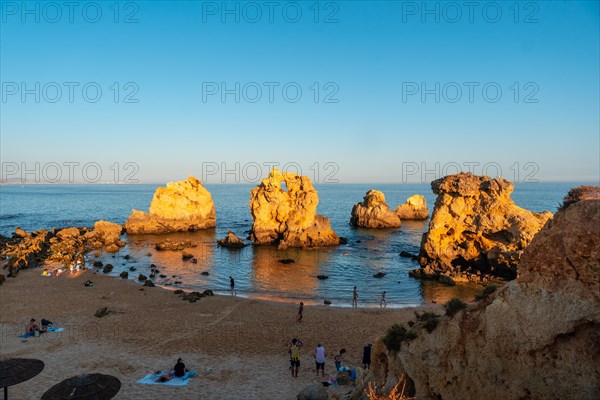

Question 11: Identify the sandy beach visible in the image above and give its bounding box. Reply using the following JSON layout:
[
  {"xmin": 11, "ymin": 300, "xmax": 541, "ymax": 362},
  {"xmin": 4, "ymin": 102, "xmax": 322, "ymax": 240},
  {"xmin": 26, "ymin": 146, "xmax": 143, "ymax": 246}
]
[{"xmin": 0, "ymin": 270, "xmax": 440, "ymax": 399}]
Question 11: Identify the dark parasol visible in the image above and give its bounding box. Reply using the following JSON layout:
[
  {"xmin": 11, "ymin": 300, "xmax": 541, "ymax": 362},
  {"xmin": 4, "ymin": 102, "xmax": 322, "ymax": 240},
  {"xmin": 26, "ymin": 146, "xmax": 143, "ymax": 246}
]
[
  {"xmin": 41, "ymin": 374, "xmax": 121, "ymax": 400},
  {"xmin": 0, "ymin": 358, "xmax": 45, "ymax": 400}
]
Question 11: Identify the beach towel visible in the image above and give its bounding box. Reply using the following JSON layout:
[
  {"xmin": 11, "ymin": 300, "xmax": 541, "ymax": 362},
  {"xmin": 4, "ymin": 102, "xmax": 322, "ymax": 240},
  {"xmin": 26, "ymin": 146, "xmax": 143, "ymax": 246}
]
[
  {"xmin": 18, "ymin": 327, "xmax": 64, "ymax": 338},
  {"xmin": 137, "ymin": 371, "xmax": 196, "ymax": 386}
]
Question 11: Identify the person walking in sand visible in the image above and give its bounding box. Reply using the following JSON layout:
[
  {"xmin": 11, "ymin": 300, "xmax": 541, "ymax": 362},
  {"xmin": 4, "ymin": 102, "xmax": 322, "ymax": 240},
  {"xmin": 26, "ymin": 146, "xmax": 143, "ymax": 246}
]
[
  {"xmin": 288, "ymin": 338, "xmax": 301, "ymax": 378},
  {"xmin": 314, "ymin": 343, "xmax": 326, "ymax": 377},
  {"xmin": 352, "ymin": 286, "xmax": 358, "ymax": 308},
  {"xmin": 380, "ymin": 291, "xmax": 387, "ymax": 308},
  {"xmin": 296, "ymin": 302, "xmax": 304, "ymax": 323},
  {"xmin": 229, "ymin": 276, "xmax": 236, "ymax": 296}
]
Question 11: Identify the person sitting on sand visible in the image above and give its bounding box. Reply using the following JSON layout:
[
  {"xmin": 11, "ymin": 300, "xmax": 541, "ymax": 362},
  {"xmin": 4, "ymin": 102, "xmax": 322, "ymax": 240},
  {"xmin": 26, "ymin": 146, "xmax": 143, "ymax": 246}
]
[
  {"xmin": 26, "ymin": 319, "xmax": 39, "ymax": 334},
  {"xmin": 173, "ymin": 358, "xmax": 189, "ymax": 377},
  {"xmin": 334, "ymin": 348, "xmax": 346, "ymax": 371},
  {"xmin": 41, "ymin": 319, "xmax": 53, "ymax": 332}
]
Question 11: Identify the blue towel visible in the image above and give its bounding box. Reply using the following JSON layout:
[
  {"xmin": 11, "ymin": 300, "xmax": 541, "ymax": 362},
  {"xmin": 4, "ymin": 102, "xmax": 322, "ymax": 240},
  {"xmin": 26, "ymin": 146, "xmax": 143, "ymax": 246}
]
[
  {"xmin": 137, "ymin": 371, "xmax": 195, "ymax": 386},
  {"xmin": 18, "ymin": 327, "xmax": 64, "ymax": 338}
]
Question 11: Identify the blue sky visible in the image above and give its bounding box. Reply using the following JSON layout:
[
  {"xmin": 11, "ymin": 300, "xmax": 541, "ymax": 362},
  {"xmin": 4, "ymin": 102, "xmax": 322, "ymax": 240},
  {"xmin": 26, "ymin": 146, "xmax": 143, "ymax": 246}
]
[{"xmin": 1, "ymin": 1, "xmax": 599, "ymax": 184}]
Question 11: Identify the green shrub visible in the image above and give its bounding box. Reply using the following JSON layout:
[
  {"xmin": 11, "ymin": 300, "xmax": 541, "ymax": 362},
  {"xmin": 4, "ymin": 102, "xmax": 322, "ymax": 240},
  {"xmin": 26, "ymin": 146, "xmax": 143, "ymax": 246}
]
[
  {"xmin": 444, "ymin": 297, "xmax": 467, "ymax": 317},
  {"xmin": 474, "ymin": 284, "xmax": 498, "ymax": 301},
  {"xmin": 381, "ymin": 324, "xmax": 417, "ymax": 352},
  {"xmin": 422, "ymin": 317, "xmax": 440, "ymax": 333},
  {"xmin": 415, "ymin": 311, "xmax": 439, "ymax": 322}
]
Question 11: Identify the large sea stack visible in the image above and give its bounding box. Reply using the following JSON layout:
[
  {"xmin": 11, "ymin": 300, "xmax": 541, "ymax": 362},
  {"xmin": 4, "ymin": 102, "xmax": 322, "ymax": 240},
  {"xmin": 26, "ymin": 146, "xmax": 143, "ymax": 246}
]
[
  {"xmin": 350, "ymin": 190, "xmax": 401, "ymax": 228},
  {"xmin": 412, "ymin": 173, "xmax": 552, "ymax": 283},
  {"xmin": 362, "ymin": 190, "xmax": 600, "ymax": 399},
  {"xmin": 249, "ymin": 168, "xmax": 339, "ymax": 249},
  {"xmin": 125, "ymin": 176, "xmax": 216, "ymax": 234}
]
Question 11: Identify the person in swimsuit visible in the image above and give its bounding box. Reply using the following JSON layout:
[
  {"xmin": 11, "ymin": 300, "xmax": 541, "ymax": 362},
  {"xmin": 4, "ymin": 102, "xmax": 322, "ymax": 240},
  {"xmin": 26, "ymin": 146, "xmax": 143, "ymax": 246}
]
[{"xmin": 296, "ymin": 302, "xmax": 304, "ymax": 323}]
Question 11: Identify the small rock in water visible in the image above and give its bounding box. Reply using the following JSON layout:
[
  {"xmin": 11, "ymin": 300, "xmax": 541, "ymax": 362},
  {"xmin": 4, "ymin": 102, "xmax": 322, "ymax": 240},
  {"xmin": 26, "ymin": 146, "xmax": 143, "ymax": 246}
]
[
  {"xmin": 143, "ymin": 280, "xmax": 155, "ymax": 287},
  {"xmin": 93, "ymin": 261, "xmax": 103, "ymax": 268},
  {"xmin": 174, "ymin": 290, "xmax": 184, "ymax": 294},
  {"xmin": 146, "ymin": 252, "xmax": 152, "ymax": 256},
  {"xmin": 102, "ymin": 264, "xmax": 113, "ymax": 273},
  {"xmin": 94, "ymin": 307, "xmax": 109, "ymax": 318},
  {"xmin": 323, "ymin": 299, "xmax": 332, "ymax": 305},
  {"xmin": 190, "ymin": 258, "xmax": 198, "ymax": 264},
  {"xmin": 278, "ymin": 259, "xmax": 294, "ymax": 264},
  {"xmin": 159, "ymin": 274, "xmax": 166, "ymax": 278},
  {"xmin": 201, "ymin": 271, "xmax": 209, "ymax": 276},
  {"xmin": 120, "ymin": 271, "xmax": 128, "ymax": 279},
  {"xmin": 175, "ymin": 281, "xmax": 182, "ymax": 284},
  {"xmin": 182, "ymin": 251, "xmax": 194, "ymax": 260},
  {"xmin": 124, "ymin": 254, "xmax": 131, "ymax": 260},
  {"xmin": 138, "ymin": 274, "xmax": 147, "ymax": 281},
  {"xmin": 373, "ymin": 272, "xmax": 386, "ymax": 278},
  {"xmin": 129, "ymin": 266, "xmax": 136, "ymax": 272},
  {"xmin": 356, "ymin": 240, "xmax": 362, "ymax": 243},
  {"xmin": 93, "ymin": 251, "xmax": 100, "ymax": 257},
  {"xmin": 400, "ymin": 251, "xmax": 416, "ymax": 258},
  {"xmin": 316, "ymin": 275, "xmax": 329, "ymax": 280},
  {"xmin": 339, "ymin": 237, "xmax": 348, "ymax": 244}
]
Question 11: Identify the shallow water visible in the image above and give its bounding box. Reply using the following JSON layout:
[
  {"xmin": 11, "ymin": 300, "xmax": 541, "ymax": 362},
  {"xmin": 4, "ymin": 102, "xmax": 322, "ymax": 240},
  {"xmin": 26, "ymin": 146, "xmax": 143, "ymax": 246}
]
[{"xmin": 0, "ymin": 182, "xmax": 579, "ymax": 306}]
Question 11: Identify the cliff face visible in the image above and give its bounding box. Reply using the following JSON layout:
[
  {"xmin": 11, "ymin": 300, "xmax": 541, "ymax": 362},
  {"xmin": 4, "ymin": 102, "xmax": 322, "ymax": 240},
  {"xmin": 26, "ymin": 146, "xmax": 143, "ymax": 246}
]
[
  {"xmin": 125, "ymin": 177, "xmax": 216, "ymax": 234},
  {"xmin": 249, "ymin": 168, "xmax": 339, "ymax": 249},
  {"xmin": 395, "ymin": 194, "xmax": 429, "ymax": 220},
  {"xmin": 370, "ymin": 197, "xmax": 600, "ymax": 400},
  {"xmin": 350, "ymin": 190, "xmax": 401, "ymax": 228},
  {"xmin": 414, "ymin": 173, "xmax": 552, "ymax": 283}
]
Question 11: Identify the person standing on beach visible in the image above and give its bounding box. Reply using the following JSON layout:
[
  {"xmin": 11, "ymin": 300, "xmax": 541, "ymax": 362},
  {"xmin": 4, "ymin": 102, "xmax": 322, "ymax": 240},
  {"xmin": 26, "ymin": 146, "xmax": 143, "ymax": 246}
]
[
  {"xmin": 362, "ymin": 343, "xmax": 372, "ymax": 369},
  {"xmin": 229, "ymin": 276, "xmax": 236, "ymax": 296},
  {"xmin": 296, "ymin": 302, "xmax": 304, "ymax": 323},
  {"xmin": 289, "ymin": 338, "xmax": 301, "ymax": 378},
  {"xmin": 352, "ymin": 286, "xmax": 358, "ymax": 308},
  {"xmin": 380, "ymin": 291, "xmax": 387, "ymax": 308},
  {"xmin": 334, "ymin": 348, "xmax": 346, "ymax": 371},
  {"xmin": 314, "ymin": 344, "xmax": 326, "ymax": 377}
]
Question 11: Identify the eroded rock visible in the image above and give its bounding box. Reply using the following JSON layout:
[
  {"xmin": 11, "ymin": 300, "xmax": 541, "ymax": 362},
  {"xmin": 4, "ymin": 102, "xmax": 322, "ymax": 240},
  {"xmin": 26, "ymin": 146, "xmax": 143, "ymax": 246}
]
[
  {"xmin": 217, "ymin": 231, "xmax": 245, "ymax": 248},
  {"xmin": 249, "ymin": 168, "xmax": 340, "ymax": 249},
  {"xmin": 125, "ymin": 176, "xmax": 216, "ymax": 234},
  {"xmin": 414, "ymin": 173, "xmax": 552, "ymax": 283},
  {"xmin": 350, "ymin": 190, "xmax": 401, "ymax": 228},
  {"xmin": 396, "ymin": 194, "xmax": 429, "ymax": 220}
]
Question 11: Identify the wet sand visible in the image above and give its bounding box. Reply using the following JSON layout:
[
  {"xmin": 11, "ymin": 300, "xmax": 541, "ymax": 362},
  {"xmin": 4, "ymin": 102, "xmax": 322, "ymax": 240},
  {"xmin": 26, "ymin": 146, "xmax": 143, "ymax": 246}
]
[{"xmin": 0, "ymin": 270, "xmax": 441, "ymax": 399}]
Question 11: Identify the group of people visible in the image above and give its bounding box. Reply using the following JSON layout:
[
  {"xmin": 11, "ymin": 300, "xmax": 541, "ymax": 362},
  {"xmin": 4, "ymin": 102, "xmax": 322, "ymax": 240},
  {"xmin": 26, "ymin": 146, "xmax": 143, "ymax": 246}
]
[
  {"xmin": 353, "ymin": 287, "xmax": 388, "ymax": 308},
  {"xmin": 26, "ymin": 318, "xmax": 53, "ymax": 335},
  {"xmin": 155, "ymin": 358, "xmax": 190, "ymax": 382},
  {"xmin": 287, "ymin": 339, "xmax": 372, "ymax": 378}
]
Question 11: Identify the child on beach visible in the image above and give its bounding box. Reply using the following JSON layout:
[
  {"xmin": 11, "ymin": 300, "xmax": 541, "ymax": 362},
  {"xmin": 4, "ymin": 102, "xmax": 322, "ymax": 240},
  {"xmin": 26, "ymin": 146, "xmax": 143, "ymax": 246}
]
[
  {"xmin": 289, "ymin": 338, "xmax": 301, "ymax": 378},
  {"xmin": 229, "ymin": 276, "xmax": 236, "ymax": 296},
  {"xmin": 334, "ymin": 348, "xmax": 346, "ymax": 371},
  {"xmin": 296, "ymin": 302, "xmax": 304, "ymax": 323}
]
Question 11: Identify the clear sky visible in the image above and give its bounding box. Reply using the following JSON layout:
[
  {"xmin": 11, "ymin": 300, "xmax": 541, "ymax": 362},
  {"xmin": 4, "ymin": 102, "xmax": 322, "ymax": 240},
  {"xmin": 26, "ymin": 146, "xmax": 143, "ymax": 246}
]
[{"xmin": 1, "ymin": 1, "xmax": 599, "ymax": 184}]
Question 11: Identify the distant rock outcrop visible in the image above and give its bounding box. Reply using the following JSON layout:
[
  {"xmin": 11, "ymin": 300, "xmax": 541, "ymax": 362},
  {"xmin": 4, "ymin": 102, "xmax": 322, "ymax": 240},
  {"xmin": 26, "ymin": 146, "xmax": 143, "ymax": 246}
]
[
  {"xmin": 395, "ymin": 194, "xmax": 429, "ymax": 220},
  {"xmin": 365, "ymin": 196, "xmax": 600, "ymax": 400},
  {"xmin": 350, "ymin": 190, "xmax": 401, "ymax": 228},
  {"xmin": 86, "ymin": 220, "xmax": 125, "ymax": 252},
  {"xmin": 125, "ymin": 176, "xmax": 216, "ymax": 234},
  {"xmin": 412, "ymin": 173, "xmax": 552, "ymax": 283},
  {"xmin": 217, "ymin": 231, "xmax": 245, "ymax": 248},
  {"xmin": 249, "ymin": 168, "xmax": 340, "ymax": 249}
]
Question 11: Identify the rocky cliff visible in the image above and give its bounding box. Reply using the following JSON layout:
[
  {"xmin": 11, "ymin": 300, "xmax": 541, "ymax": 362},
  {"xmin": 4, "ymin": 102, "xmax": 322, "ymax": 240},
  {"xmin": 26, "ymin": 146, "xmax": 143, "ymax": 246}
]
[
  {"xmin": 249, "ymin": 168, "xmax": 340, "ymax": 249},
  {"xmin": 125, "ymin": 176, "xmax": 216, "ymax": 234},
  {"xmin": 413, "ymin": 173, "xmax": 552, "ymax": 283},
  {"xmin": 395, "ymin": 194, "xmax": 429, "ymax": 220},
  {"xmin": 364, "ymin": 194, "xmax": 600, "ymax": 400},
  {"xmin": 350, "ymin": 190, "xmax": 401, "ymax": 228}
]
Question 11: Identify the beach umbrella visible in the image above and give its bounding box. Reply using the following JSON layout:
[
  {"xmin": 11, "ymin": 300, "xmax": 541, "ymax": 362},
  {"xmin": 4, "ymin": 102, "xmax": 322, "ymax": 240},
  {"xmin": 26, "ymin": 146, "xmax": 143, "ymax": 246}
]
[
  {"xmin": 0, "ymin": 358, "xmax": 45, "ymax": 400},
  {"xmin": 41, "ymin": 374, "xmax": 121, "ymax": 400}
]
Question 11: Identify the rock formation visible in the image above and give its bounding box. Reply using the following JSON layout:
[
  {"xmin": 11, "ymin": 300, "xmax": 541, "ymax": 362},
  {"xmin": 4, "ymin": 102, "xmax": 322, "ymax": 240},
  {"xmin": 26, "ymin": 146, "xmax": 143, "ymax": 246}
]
[
  {"xmin": 85, "ymin": 220, "xmax": 125, "ymax": 252},
  {"xmin": 413, "ymin": 173, "xmax": 552, "ymax": 283},
  {"xmin": 362, "ymin": 193, "xmax": 600, "ymax": 400},
  {"xmin": 249, "ymin": 168, "xmax": 340, "ymax": 249},
  {"xmin": 125, "ymin": 176, "xmax": 216, "ymax": 234},
  {"xmin": 217, "ymin": 231, "xmax": 245, "ymax": 248},
  {"xmin": 395, "ymin": 194, "xmax": 429, "ymax": 220},
  {"xmin": 350, "ymin": 190, "xmax": 401, "ymax": 228}
]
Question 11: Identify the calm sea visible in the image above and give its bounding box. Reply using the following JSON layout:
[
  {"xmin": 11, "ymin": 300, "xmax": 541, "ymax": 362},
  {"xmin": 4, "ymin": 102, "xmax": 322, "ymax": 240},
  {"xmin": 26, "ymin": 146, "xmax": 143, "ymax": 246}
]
[{"xmin": 0, "ymin": 183, "xmax": 577, "ymax": 307}]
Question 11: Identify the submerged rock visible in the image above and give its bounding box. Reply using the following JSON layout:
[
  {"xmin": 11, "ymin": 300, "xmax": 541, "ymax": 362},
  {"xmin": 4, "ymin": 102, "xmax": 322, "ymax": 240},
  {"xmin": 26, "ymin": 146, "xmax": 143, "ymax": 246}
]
[
  {"xmin": 125, "ymin": 176, "xmax": 216, "ymax": 234},
  {"xmin": 396, "ymin": 194, "xmax": 429, "ymax": 220},
  {"xmin": 350, "ymin": 190, "xmax": 401, "ymax": 228},
  {"xmin": 368, "ymin": 196, "xmax": 600, "ymax": 400},
  {"xmin": 249, "ymin": 168, "xmax": 340, "ymax": 249},
  {"xmin": 143, "ymin": 280, "xmax": 155, "ymax": 287},
  {"xmin": 155, "ymin": 239, "xmax": 197, "ymax": 251},
  {"xmin": 217, "ymin": 231, "xmax": 246, "ymax": 248},
  {"xmin": 414, "ymin": 173, "xmax": 552, "ymax": 283}
]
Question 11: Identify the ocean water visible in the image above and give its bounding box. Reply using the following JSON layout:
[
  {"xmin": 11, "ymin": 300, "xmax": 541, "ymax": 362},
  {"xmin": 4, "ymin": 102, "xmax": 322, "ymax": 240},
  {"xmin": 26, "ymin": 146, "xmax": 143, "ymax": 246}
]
[{"xmin": 0, "ymin": 183, "xmax": 577, "ymax": 307}]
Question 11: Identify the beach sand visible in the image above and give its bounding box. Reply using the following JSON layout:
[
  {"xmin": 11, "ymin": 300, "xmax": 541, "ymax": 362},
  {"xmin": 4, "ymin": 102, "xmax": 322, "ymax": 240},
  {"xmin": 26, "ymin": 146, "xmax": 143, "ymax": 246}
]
[{"xmin": 0, "ymin": 270, "xmax": 440, "ymax": 399}]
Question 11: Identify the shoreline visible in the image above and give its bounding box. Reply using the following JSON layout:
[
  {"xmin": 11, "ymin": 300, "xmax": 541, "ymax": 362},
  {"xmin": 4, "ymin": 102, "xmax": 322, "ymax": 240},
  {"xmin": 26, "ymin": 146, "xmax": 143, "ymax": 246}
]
[{"xmin": 0, "ymin": 269, "xmax": 440, "ymax": 399}]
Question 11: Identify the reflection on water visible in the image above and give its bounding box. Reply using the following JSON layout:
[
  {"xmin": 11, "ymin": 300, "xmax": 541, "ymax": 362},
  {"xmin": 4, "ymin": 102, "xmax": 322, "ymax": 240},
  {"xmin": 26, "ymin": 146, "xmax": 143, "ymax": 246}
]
[{"xmin": 419, "ymin": 280, "xmax": 482, "ymax": 304}]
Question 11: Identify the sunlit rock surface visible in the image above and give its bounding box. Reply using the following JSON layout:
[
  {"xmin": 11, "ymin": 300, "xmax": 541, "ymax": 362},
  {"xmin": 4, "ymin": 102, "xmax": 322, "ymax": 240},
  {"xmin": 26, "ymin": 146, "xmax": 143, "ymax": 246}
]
[{"xmin": 350, "ymin": 190, "xmax": 401, "ymax": 228}]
